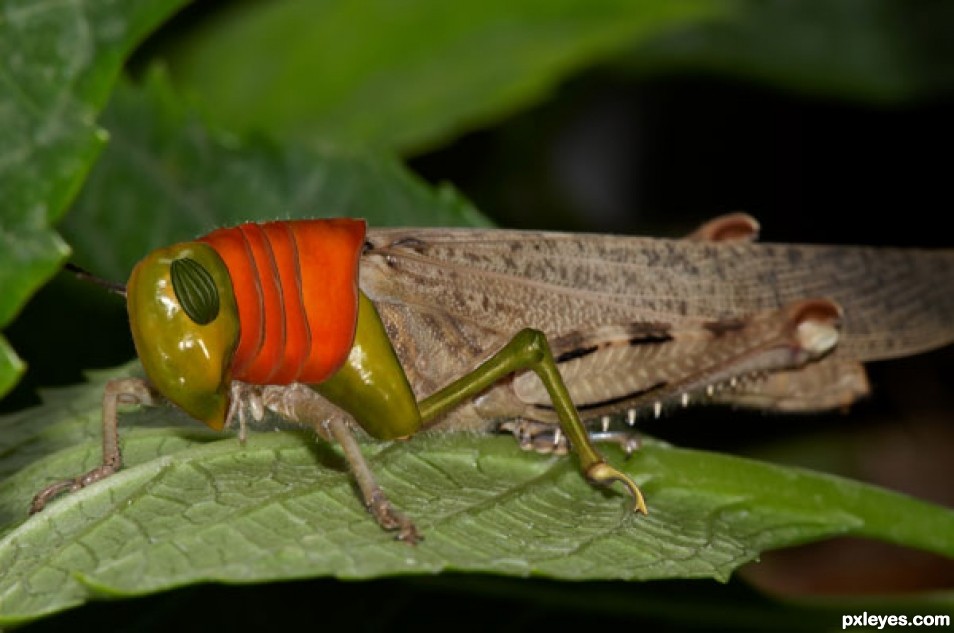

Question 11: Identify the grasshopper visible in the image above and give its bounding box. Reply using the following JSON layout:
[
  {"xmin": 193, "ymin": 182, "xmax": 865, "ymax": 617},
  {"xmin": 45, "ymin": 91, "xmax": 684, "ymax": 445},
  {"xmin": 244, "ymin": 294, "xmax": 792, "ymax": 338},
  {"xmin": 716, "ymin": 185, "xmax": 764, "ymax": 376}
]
[{"xmin": 30, "ymin": 214, "xmax": 954, "ymax": 543}]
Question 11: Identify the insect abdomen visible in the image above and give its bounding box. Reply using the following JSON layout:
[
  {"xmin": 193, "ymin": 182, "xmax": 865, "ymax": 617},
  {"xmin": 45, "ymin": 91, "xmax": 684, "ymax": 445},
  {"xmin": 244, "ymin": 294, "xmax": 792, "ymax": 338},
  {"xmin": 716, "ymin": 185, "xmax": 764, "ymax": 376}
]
[{"xmin": 200, "ymin": 219, "xmax": 366, "ymax": 385}]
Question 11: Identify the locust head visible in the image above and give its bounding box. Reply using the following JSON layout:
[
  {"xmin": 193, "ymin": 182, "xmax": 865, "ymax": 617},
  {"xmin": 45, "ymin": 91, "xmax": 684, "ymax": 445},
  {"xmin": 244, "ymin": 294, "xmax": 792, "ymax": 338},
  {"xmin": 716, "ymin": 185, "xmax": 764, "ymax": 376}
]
[{"xmin": 126, "ymin": 242, "xmax": 240, "ymax": 430}]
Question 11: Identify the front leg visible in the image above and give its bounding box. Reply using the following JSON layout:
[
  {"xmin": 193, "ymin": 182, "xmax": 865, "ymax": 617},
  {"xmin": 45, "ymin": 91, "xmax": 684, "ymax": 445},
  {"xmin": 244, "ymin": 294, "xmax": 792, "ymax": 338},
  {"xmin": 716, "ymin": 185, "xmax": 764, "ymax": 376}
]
[{"xmin": 30, "ymin": 378, "xmax": 156, "ymax": 514}]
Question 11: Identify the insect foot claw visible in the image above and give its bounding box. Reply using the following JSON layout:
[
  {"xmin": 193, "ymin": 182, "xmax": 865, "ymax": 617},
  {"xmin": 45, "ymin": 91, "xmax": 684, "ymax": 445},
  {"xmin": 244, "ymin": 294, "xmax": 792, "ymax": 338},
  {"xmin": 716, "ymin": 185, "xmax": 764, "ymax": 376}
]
[
  {"xmin": 585, "ymin": 462, "xmax": 649, "ymax": 515},
  {"xmin": 396, "ymin": 523, "xmax": 423, "ymax": 545},
  {"xmin": 369, "ymin": 489, "xmax": 422, "ymax": 545}
]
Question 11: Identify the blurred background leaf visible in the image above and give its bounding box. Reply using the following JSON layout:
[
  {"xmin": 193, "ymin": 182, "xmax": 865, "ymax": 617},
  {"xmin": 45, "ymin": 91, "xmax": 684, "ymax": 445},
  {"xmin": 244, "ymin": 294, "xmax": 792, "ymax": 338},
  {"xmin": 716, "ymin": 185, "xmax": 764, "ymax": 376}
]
[
  {"xmin": 0, "ymin": 0, "xmax": 186, "ymax": 398},
  {"xmin": 152, "ymin": 0, "xmax": 722, "ymax": 153},
  {"xmin": 622, "ymin": 0, "xmax": 954, "ymax": 103}
]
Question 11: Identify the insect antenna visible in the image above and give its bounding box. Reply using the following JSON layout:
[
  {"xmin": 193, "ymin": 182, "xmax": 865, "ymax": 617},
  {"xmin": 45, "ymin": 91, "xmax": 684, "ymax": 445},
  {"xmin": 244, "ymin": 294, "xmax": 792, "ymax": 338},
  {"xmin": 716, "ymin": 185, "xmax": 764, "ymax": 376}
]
[{"xmin": 65, "ymin": 262, "xmax": 127, "ymax": 298}]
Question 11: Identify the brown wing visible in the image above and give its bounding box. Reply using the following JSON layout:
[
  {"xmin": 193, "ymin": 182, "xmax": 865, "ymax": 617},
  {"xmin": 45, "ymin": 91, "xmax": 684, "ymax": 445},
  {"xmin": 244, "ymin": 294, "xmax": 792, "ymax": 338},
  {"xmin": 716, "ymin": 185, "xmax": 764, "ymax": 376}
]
[
  {"xmin": 357, "ymin": 228, "xmax": 953, "ymax": 427},
  {"xmin": 361, "ymin": 228, "xmax": 954, "ymax": 361}
]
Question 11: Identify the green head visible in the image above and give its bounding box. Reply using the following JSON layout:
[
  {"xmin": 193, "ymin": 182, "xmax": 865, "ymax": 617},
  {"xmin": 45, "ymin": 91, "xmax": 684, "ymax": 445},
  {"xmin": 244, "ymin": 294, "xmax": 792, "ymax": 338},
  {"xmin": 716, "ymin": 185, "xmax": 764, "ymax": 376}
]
[{"xmin": 126, "ymin": 242, "xmax": 240, "ymax": 429}]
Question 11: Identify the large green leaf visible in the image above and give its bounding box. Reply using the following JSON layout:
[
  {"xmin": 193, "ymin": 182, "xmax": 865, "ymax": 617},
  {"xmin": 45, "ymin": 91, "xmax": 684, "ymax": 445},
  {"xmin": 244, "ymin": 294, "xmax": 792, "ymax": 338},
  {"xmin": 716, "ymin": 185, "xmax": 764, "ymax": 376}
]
[
  {"xmin": 157, "ymin": 0, "xmax": 721, "ymax": 153},
  {"xmin": 0, "ymin": 0, "xmax": 187, "ymax": 398},
  {"xmin": 2, "ymin": 364, "xmax": 952, "ymax": 623}
]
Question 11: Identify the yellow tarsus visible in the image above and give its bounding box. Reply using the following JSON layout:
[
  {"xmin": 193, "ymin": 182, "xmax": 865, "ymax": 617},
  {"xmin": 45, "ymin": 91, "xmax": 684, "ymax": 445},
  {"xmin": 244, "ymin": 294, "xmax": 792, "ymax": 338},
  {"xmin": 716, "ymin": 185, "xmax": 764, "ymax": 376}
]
[{"xmin": 586, "ymin": 462, "xmax": 649, "ymax": 515}]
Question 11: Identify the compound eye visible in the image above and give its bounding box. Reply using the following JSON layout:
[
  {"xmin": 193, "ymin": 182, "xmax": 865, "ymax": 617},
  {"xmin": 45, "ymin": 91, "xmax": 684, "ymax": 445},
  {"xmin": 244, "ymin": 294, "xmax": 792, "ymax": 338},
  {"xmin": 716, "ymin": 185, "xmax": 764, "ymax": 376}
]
[{"xmin": 170, "ymin": 257, "xmax": 220, "ymax": 325}]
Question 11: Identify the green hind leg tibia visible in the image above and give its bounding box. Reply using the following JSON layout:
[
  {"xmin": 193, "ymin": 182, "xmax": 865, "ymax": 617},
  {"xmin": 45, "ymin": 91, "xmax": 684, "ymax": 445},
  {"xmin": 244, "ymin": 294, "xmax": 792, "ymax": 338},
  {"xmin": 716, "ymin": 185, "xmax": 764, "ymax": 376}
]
[{"xmin": 420, "ymin": 328, "xmax": 648, "ymax": 514}]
